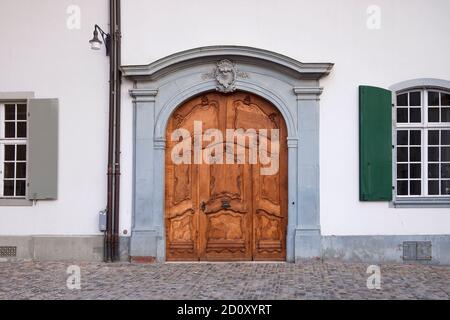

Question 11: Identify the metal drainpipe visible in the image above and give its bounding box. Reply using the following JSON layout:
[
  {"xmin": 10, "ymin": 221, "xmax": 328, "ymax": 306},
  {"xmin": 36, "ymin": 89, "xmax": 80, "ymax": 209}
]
[
  {"xmin": 113, "ymin": 0, "xmax": 122, "ymax": 262},
  {"xmin": 105, "ymin": 0, "xmax": 116, "ymax": 262},
  {"xmin": 104, "ymin": 0, "xmax": 122, "ymax": 263}
]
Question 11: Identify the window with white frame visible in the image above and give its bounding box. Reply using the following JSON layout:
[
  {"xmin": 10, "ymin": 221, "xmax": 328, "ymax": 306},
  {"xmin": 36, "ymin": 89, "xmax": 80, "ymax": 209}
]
[
  {"xmin": 0, "ymin": 102, "xmax": 27, "ymax": 198},
  {"xmin": 395, "ymin": 89, "xmax": 450, "ymax": 197}
]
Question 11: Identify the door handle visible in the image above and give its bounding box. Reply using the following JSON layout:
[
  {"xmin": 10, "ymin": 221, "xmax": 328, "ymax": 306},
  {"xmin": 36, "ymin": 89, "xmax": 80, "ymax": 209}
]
[{"xmin": 200, "ymin": 201, "xmax": 206, "ymax": 212}]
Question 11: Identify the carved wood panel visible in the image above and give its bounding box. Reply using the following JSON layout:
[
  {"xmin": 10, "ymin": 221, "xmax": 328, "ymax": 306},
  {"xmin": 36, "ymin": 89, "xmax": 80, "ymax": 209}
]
[{"xmin": 165, "ymin": 92, "xmax": 287, "ymax": 261}]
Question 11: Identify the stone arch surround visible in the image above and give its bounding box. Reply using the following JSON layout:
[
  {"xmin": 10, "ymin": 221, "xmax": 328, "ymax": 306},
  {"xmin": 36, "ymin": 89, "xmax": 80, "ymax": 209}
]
[{"xmin": 121, "ymin": 46, "xmax": 334, "ymax": 262}]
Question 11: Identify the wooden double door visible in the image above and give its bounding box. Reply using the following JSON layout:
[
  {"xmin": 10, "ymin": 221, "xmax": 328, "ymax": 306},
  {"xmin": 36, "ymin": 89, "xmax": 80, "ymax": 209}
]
[{"xmin": 165, "ymin": 92, "xmax": 287, "ymax": 261}]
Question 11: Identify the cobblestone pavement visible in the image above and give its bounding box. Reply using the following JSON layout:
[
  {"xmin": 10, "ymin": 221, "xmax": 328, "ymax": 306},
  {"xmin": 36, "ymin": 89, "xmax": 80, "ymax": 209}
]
[{"xmin": 0, "ymin": 260, "xmax": 449, "ymax": 300}]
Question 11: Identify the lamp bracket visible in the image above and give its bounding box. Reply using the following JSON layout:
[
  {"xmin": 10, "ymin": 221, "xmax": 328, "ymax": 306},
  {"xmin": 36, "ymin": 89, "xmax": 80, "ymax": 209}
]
[{"xmin": 94, "ymin": 24, "xmax": 111, "ymax": 56}]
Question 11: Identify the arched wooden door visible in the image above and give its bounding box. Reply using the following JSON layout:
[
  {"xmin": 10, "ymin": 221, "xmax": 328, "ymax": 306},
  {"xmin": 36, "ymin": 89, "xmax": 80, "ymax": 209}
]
[{"xmin": 165, "ymin": 92, "xmax": 287, "ymax": 261}]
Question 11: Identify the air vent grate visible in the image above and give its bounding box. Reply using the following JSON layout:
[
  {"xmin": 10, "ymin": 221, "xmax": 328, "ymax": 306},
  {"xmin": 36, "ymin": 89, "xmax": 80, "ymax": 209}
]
[
  {"xmin": 0, "ymin": 246, "xmax": 17, "ymax": 257},
  {"xmin": 403, "ymin": 241, "xmax": 432, "ymax": 261}
]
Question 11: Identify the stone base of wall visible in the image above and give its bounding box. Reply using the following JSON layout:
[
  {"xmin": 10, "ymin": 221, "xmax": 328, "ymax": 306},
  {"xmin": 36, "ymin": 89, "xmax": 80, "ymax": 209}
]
[
  {"xmin": 1, "ymin": 234, "xmax": 449, "ymax": 265},
  {"xmin": 321, "ymin": 235, "xmax": 450, "ymax": 265},
  {"xmin": 0, "ymin": 235, "xmax": 130, "ymax": 262}
]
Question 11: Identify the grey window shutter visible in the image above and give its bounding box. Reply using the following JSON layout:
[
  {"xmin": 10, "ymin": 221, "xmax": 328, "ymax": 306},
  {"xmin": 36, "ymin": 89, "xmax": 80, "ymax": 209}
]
[{"xmin": 27, "ymin": 98, "xmax": 59, "ymax": 200}]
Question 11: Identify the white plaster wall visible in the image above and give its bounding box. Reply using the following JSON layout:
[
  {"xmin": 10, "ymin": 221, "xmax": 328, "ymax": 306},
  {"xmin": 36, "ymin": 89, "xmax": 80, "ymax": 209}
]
[
  {"xmin": 0, "ymin": 0, "xmax": 116, "ymax": 235},
  {"xmin": 121, "ymin": 0, "xmax": 450, "ymax": 236},
  {"xmin": 1, "ymin": 0, "xmax": 449, "ymax": 237}
]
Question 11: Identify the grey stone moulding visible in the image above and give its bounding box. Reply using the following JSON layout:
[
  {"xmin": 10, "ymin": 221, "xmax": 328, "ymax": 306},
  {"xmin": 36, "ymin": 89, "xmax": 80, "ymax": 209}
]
[{"xmin": 122, "ymin": 46, "xmax": 334, "ymax": 262}]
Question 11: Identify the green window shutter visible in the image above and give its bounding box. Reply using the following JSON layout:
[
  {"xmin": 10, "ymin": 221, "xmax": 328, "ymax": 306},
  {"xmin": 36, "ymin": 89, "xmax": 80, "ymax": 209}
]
[
  {"xmin": 27, "ymin": 98, "xmax": 59, "ymax": 200},
  {"xmin": 359, "ymin": 86, "xmax": 392, "ymax": 201}
]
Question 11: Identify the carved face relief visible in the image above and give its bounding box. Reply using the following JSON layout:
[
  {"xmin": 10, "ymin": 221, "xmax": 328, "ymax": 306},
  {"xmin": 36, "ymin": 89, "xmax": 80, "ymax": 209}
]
[{"xmin": 214, "ymin": 59, "xmax": 236, "ymax": 93}]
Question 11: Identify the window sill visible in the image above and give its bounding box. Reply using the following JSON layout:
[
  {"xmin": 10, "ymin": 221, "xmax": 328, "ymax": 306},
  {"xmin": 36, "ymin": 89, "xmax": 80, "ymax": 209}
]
[
  {"xmin": 392, "ymin": 197, "xmax": 450, "ymax": 208},
  {"xmin": 0, "ymin": 198, "xmax": 33, "ymax": 206}
]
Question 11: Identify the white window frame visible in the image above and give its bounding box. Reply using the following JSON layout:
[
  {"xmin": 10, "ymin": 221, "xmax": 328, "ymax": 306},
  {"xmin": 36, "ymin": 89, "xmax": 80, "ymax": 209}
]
[
  {"xmin": 0, "ymin": 102, "xmax": 28, "ymax": 199},
  {"xmin": 391, "ymin": 79, "xmax": 450, "ymax": 207},
  {"xmin": 0, "ymin": 92, "xmax": 34, "ymax": 206}
]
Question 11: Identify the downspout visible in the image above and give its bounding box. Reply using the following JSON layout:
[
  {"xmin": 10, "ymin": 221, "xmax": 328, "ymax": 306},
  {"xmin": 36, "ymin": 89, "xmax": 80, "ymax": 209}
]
[
  {"xmin": 112, "ymin": 0, "xmax": 122, "ymax": 261},
  {"xmin": 104, "ymin": 0, "xmax": 122, "ymax": 262},
  {"xmin": 105, "ymin": 0, "xmax": 116, "ymax": 262}
]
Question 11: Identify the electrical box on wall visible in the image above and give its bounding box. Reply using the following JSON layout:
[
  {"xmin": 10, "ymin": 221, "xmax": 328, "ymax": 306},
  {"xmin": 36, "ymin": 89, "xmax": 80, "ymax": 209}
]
[{"xmin": 99, "ymin": 210, "xmax": 107, "ymax": 232}]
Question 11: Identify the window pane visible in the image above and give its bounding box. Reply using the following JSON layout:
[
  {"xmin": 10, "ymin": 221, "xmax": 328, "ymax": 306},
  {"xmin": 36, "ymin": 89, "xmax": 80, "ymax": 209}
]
[
  {"xmin": 410, "ymin": 92, "xmax": 421, "ymax": 106},
  {"xmin": 16, "ymin": 122, "xmax": 26, "ymax": 138},
  {"xmin": 428, "ymin": 147, "xmax": 439, "ymax": 161},
  {"xmin": 397, "ymin": 108, "xmax": 408, "ymax": 123},
  {"xmin": 397, "ymin": 164, "xmax": 408, "ymax": 178},
  {"xmin": 397, "ymin": 131, "xmax": 408, "ymax": 145},
  {"xmin": 5, "ymin": 145, "xmax": 15, "ymax": 161},
  {"xmin": 410, "ymin": 131, "xmax": 421, "ymax": 145},
  {"xmin": 16, "ymin": 145, "xmax": 26, "ymax": 161},
  {"xmin": 397, "ymin": 180, "xmax": 408, "ymax": 195},
  {"xmin": 428, "ymin": 91, "xmax": 440, "ymax": 106},
  {"xmin": 410, "ymin": 147, "xmax": 421, "ymax": 162},
  {"xmin": 442, "ymin": 108, "xmax": 450, "ymax": 123},
  {"xmin": 3, "ymin": 180, "xmax": 14, "ymax": 197},
  {"xmin": 428, "ymin": 108, "xmax": 439, "ymax": 122},
  {"xmin": 397, "ymin": 93, "xmax": 408, "ymax": 106},
  {"xmin": 428, "ymin": 180, "xmax": 439, "ymax": 195},
  {"xmin": 4, "ymin": 163, "xmax": 14, "ymax": 179},
  {"xmin": 441, "ymin": 180, "xmax": 450, "ymax": 195},
  {"xmin": 428, "ymin": 164, "xmax": 439, "ymax": 178},
  {"xmin": 17, "ymin": 104, "xmax": 27, "ymax": 120},
  {"xmin": 5, "ymin": 122, "xmax": 15, "ymax": 138},
  {"xmin": 410, "ymin": 164, "xmax": 421, "ymax": 178},
  {"xmin": 5, "ymin": 104, "xmax": 15, "ymax": 120},
  {"xmin": 410, "ymin": 181, "xmax": 421, "ymax": 195},
  {"xmin": 15, "ymin": 180, "xmax": 26, "ymax": 197},
  {"xmin": 428, "ymin": 131, "xmax": 439, "ymax": 145},
  {"xmin": 442, "ymin": 130, "xmax": 450, "ymax": 145},
  {"xmin": 397, "ymin": 147, "xmax": 408, "ymax": 162},
  {"xmin": 442, "ymin": 93, "xmax": 450, "ymax": 106},
  {"xmin": 409, "ymin": 108, "xmax": 421, "ymax": 123},
  {"xmin": 442, "ymin": 147, "xmax": 450, "ymax": 161},
  {"xmin": 16, "ymin": 162, "xmax": 26, "ymax": 179},
  {"xmin": 442, "ymin": 164, "xmax": 450, "ymax": 179}
]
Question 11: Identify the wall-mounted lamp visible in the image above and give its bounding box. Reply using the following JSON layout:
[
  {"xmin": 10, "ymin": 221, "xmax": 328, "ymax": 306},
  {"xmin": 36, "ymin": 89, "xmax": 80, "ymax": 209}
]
[{"xmin": 89, "ymin": 24, "xmax": 111, "ymax": 56}]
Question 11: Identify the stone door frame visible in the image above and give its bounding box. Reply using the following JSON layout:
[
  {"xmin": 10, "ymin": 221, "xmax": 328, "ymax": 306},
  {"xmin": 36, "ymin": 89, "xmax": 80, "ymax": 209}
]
[{"xmin": 121, "ymin": 46, "xmax": 333, "ymax": 262}]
